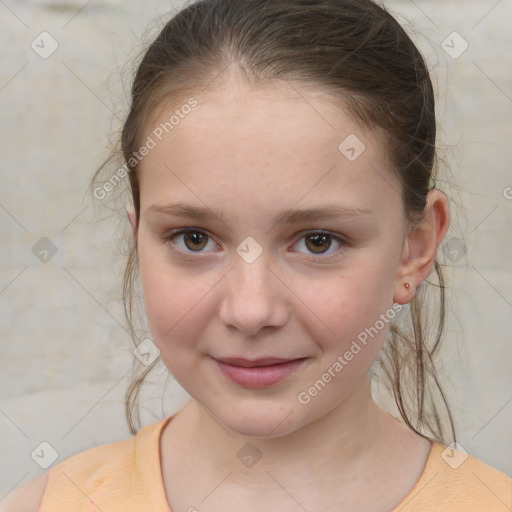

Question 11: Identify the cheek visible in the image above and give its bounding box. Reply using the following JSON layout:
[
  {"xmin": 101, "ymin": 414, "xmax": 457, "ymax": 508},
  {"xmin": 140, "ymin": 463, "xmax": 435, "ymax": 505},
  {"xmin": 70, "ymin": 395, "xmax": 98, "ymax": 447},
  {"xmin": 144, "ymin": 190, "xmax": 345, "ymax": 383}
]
[
  {"xmin": 137, "ymin": 238, "xmax": 220, "ymax": 358},
  {"xmin": 304, "ymin": 270, "xmax": 383, "ymax": 332},
  {"xmin": 137, "ymin": 239, "xmax": 192, "ymax": 340},
  {"xmin": 297, "ymin": 267, "xmax": 391, "ymax": 362}
]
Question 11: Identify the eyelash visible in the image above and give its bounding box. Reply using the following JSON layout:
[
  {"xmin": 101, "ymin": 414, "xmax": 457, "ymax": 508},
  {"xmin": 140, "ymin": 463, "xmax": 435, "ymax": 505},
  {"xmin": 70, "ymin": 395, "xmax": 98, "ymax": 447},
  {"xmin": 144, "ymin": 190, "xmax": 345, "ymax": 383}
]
[{"xmin": 161, "ymin": 227, "xmax": 347, "ymax": 262}]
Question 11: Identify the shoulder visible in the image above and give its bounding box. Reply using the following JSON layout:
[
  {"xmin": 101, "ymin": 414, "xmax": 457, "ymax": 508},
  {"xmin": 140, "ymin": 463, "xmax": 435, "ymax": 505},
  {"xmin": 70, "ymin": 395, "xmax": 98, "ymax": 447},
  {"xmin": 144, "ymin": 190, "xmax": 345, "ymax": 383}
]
[
  {"xmin": 35, "ymin": 418, "xmax": 171, "ymax": 511},
  {"xmin": 0, "ymin": 433, "xmax": 136, "ymax": 512},
  {"xmin": 42, "ymin": 426, "xmax": 140, "ymax": 492},
  {"xmin": 0, "ymin": 473, "xmax": 48, "ymax": 512},
  {"xmin": 405, "ymin": 441, "xmax": 512, "ymax": 511}
]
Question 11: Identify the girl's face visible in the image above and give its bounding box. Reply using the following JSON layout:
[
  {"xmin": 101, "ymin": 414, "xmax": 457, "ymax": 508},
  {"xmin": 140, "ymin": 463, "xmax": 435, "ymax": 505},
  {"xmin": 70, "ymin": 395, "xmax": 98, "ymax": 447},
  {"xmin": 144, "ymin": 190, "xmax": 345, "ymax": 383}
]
[{"xmin": 133, "ymin": 75, "xmax": 410, "ymax": 437}]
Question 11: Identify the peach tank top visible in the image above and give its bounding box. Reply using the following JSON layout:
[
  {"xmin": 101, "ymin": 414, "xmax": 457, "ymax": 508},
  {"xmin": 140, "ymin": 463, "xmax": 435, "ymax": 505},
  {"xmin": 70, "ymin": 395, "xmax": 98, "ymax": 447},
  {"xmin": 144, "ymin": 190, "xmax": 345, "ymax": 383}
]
[{"xmin": 38, "ymin": 414, "xmax": 512, "ymax": 511}]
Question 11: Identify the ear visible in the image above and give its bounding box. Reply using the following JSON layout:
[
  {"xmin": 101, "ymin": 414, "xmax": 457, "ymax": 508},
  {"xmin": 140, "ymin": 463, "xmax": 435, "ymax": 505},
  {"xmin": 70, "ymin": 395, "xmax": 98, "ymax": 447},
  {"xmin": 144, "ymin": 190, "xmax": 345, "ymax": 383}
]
[
  {"xmin": 126, "ymin": 202, "xmax": 138, "ymax": 239},
  {"xmin": 393, "ymin": 189, "xmax": 450, "ymax": 304}
]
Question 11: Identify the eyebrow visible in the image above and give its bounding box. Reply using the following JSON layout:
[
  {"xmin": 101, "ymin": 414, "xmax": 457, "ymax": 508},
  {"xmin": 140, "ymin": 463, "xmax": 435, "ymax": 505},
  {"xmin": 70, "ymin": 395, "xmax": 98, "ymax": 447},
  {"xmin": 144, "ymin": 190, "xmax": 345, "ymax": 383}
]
[{"xmin": 145, "ymin": 201, "xmax": 373, "ymax": 227}]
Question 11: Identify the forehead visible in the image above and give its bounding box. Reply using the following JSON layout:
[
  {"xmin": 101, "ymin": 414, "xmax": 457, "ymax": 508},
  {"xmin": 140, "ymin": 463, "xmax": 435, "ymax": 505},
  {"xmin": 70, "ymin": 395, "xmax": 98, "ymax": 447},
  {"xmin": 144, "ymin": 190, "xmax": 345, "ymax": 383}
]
[{"xmin": 137, "ymin": 77, "xmax": 401, "ymax": 219}]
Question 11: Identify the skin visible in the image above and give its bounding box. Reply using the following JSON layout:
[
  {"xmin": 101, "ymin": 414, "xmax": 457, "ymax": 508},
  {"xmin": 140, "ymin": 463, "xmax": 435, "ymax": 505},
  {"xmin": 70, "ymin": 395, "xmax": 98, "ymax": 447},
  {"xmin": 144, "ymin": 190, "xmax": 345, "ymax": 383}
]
[{"xmin": 127, "ymin": 70, "xmax": 450, "ymax": 511}]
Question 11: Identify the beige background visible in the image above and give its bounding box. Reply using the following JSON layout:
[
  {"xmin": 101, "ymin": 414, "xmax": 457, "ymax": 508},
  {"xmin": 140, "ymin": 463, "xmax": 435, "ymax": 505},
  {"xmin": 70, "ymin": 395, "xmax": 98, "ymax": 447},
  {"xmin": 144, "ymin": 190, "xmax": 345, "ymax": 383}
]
[{"xmin": 1, "ymin": 0, "xmax": 511, "ymax": 500}]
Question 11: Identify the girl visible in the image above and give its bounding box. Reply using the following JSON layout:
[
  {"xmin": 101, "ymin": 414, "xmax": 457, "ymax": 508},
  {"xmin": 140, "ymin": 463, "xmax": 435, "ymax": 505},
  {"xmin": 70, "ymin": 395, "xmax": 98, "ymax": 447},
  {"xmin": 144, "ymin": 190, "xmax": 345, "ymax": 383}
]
[{"xmin": 5, "ymin": 0, "xmax": 511, "ymax": 510}]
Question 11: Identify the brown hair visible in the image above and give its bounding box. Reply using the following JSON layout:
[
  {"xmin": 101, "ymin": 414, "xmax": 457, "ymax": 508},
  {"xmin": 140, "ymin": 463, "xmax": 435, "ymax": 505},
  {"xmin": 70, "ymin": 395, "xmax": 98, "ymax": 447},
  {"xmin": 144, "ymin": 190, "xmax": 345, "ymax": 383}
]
[{"xmin": 90, "ymin": 0, "xmax": 457, "ymax": 444}]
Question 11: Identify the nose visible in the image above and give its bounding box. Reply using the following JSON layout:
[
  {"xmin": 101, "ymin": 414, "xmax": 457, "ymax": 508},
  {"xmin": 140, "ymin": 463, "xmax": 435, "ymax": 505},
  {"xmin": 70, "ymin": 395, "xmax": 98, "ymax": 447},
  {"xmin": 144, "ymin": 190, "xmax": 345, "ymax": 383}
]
[{"xmin": 218, "ymin": 254, "xmax": 289, "ymax": 336}]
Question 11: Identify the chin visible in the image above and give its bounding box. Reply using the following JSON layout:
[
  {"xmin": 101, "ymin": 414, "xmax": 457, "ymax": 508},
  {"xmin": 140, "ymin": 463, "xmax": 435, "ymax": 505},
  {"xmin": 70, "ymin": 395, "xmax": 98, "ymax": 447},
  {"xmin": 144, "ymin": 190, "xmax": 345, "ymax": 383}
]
[{"xmin": 209, "ymin": 398, "xmax": 302, "ymax": 439}]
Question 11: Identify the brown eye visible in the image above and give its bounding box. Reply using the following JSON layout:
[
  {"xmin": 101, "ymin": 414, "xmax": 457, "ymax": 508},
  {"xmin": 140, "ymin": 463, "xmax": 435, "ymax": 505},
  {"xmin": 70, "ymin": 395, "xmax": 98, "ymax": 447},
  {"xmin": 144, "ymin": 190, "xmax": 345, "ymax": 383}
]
[
  {"xmin": 164, "ymin": 228, "xmax": 215, "ymax": 254},
  {"xmin": 163, "ymin": 228, "xmax": 347, "ymax": 262},
  {"xmin": 182, "ymin": 231, "xmax": 208, "ymax": 251},
  {"xmin": 305, "ymin": 233, "xmax": 333, "ymax": 254},
  {"xmin": 294, "ymin": 231, "xmax": 346, "ymax": 262}
]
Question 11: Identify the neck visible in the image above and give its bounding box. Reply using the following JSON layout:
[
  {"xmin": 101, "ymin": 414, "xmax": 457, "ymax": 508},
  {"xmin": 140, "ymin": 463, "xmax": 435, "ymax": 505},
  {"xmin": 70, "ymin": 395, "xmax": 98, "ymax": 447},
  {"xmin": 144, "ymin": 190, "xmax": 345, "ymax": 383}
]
[{"xmin": 176, "ymin": 374, "xmax": 400, "ymax": 486}]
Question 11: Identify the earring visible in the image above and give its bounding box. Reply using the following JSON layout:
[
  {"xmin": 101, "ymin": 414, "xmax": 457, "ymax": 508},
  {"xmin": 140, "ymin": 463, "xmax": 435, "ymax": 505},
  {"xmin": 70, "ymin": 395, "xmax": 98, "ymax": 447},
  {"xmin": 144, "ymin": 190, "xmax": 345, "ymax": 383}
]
[{"xmin": 404, "ymin": 282, "xmax": 410, "ymax": 289}]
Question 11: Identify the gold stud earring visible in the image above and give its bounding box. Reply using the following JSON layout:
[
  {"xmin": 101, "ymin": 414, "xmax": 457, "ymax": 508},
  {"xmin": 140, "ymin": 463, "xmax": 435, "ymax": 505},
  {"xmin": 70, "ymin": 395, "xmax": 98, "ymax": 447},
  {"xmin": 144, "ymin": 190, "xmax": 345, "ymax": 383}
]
[{"xmin": 404, "ymin": 282, "xmax": 410, "ymax": 289}]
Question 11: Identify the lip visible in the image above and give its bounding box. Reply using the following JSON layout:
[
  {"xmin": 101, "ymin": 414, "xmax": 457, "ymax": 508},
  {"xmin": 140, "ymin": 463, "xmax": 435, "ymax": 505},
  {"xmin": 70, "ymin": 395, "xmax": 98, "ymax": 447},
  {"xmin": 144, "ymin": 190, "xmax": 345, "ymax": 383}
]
[
  {"xmin": 215, "ymin": 356, "xmax": 302, "ymax": 367},
  {"xmin": 212, "ymin": 356, "xmax": 308, "ymax": 389}
]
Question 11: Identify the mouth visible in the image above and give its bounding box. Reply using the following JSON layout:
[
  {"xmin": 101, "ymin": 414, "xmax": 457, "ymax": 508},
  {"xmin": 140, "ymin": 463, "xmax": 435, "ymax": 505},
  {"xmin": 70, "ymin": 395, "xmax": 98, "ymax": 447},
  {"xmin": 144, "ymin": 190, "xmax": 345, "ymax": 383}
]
[
  {"xmin": 211, "ymin": 356, "xmax": 309, "ymax": 388},
  {"xmin": 214, "ymin": 356, "xmax": 305, "ymax": 367}
]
